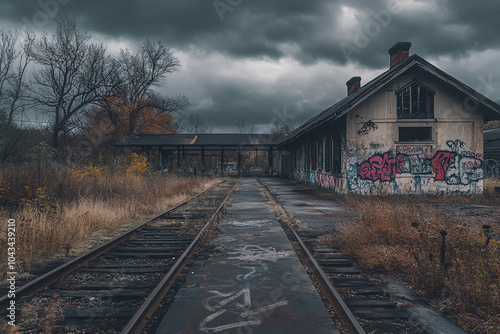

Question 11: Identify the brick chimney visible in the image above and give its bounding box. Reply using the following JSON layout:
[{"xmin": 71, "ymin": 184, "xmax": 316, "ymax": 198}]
[
  {"xmin": 346, "ymin": 76, "xmax": 361, "ymax": 96},
  {"xmin": 388, "ymin": 42, "xmax": 412, "ymax": 68}
]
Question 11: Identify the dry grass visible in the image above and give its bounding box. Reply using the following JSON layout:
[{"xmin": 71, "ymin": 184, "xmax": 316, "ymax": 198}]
[
  {"xmin": 337, "ymin": 182, "xmax": 500, "ymax": 334},
  {"xmin": 484, "ymin": 177, "xmax": 500, "ymax": 197},
  {"xmin": 0, "ymin": 296, "xmax": 64, "ymax": 334},
  {"xmin": 258, "ymin": 182, "xmax": 303, "ymax": 229},
  {"xmin": 0, "ymin": 170, "xmax": 219, "ymax": 277}
]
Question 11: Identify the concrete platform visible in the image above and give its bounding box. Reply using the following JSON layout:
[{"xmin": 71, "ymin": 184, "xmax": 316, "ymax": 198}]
[
  {"xmin": 156, "ymin": 178, "xmax": 339, "ymax": 334},
  {"xmin": 258, "ymin": 177, "xmax": 359, "ymax": 234}
]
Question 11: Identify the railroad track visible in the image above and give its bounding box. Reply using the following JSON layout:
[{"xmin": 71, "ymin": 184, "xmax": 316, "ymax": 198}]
[
  {"xmin": 259, "ymin": 180, "xmax": 423, "ymax": 334},
  {"xmin": 293, "ymin": 230, "xmax": 424, "ymax": 334},
  {"xmin": 0, "ymin": 178, "xmax": 238, "ymax": 334}
]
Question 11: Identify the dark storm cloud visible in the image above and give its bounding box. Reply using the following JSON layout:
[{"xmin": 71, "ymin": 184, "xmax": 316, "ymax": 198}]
[
  {"xmin": 3, "ymin": 0, "xmax": 500, "ymax": 68},
  {"xmin": 171, "ymin": 65, "xmax": 306, "ymax": 129},
  {"xmin": 443, "ymin": 0, "xmax": 500, "ymax": 49},
  {"xmin": 2, "ymin": 0, "xmax": 500, "ymax": 131}
]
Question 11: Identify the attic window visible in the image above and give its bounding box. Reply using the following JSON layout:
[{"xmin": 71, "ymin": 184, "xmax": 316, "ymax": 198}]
[{"xmin": 396, "ymin": 82, "xmax": 434, "ymax": 119}]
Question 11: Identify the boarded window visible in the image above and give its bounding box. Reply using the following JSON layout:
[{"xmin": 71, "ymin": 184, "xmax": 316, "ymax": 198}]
[
  {"xmin": 396, "ymin": 82, "xmax": 434, "ymax": 119},
  {"xmin": 399, "ymin": 127, "xmax": 432, "ymax": 142}
]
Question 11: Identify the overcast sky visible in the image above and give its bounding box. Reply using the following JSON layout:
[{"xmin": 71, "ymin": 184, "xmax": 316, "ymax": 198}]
[{"xmin": 1, "ymin": 0, "xmax": 500, "ymax": 132}]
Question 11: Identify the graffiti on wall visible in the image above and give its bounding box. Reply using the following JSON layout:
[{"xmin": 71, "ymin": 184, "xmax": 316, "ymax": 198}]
[
  {"xmin": 358, "ymin": 152, "xmax": 399, "ymax": 182},
  {"xmin": 289, "ymin": 139, "xmax": 484, "ymax": 195},
  {"xmin": 357, "ymin": 141, "xmax": 484, "ymax": 186},
  {"xmin": 313, "ymin": 169, "xmax": 344, "ymax": 192},
  {"xmin": 432, "ymin": 151, "xmax": 455, "ymax": 181},
  {"xmin": 397, "ymin": 145, "xmax": 433, "ymax": 175},
  {"xmin": 446, "ymin": 139, "xmax": 465, "ymax": 152},
  {"xmin": 357, "ymin": 120, "xmax": 378, "ymax": 136},
  {"xmin": 446, "ymin": 139, "xmax": 483, "ymax": 158},
  {"xmin": 441, "ymin": 154, "xmax": 484, "ymax": 185},
  {"xmin": 485, "ymin": 159, "xmax": 499, "ymax": 177},
  {"xmin": 347, "ymin": 165, "xmax": 376, "ymax": 194},
  {"xmin": 290, "ymin": 168, "xmax": 344, "ymax": 193},
  {"xmin": 357, "ymin": 145, "xmax": 434, "ymax": 182}
]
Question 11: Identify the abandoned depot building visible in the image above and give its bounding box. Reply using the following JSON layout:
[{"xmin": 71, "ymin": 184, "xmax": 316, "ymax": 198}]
[{"xmin": 117, "ymin": 42, "xmax": 500, "ymax": 195}]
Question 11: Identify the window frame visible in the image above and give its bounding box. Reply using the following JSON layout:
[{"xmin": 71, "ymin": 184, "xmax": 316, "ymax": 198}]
[
  {"xmin": 397, "ymin": 126, "xmax": 433, "ymax": 143},
  {"xmin": 396, "ymin": 81, "xmax": 435, "ymax": 120}
]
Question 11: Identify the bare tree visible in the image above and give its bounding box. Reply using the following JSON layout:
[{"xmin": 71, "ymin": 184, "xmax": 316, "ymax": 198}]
[
  {"xmin": 26, "ymin": 16, "xmax": 119, "ymax": 149},
  {"xmin": 99, "ymin": 40, "xmax": 189, "ymax": 139},
  {"xmin": 178, "ymin": 112, "xmax": 212, "ymax": 134},
  {"xmin": 271, "ymin": 119, "xmax": 297, "ymax": 135},
  {"xmin": 234, "ymin": 120, "xmax": 256, "ymax": 134},
  {"xmin": 0, "ymin": 30, "xmax": 33, "ymax": 162},
  {"xmin": 0, "ymin": 31, "xmax": 17, "ymax": 125},
  {"xmin": 271, "ymin": 114, "xmax": 306, "ymax": 135}
]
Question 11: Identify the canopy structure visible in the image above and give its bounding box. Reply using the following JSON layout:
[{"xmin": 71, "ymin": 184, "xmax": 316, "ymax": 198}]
[
  {"xmin": 114, "ymin": 133, "xmax": 284, "ymax": 176},
  {"xmin": 484, "ymin": 128, "xmax": 500, "ymax": 162}
]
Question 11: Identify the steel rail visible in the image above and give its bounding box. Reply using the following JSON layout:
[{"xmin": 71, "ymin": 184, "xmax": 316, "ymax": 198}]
[
  {"xmin": 259, "ymin": 180, "xmax": 365, "ymax": 334},
  {"xmin": 120, "ymin": 179, "xmax": 239, "ymax": 334},
  {"xmin": 290, "ymin": 228, "xmax": 366, "ymax": 334},
  {"xmin": 0, "ymin": 178, "xmax": 229, "ymax": 311}
]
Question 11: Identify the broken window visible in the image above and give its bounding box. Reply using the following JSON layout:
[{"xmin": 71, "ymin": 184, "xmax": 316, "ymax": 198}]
[{"xmin": 396, "ymin": 82, "xmax": 434, "ymax": 119}]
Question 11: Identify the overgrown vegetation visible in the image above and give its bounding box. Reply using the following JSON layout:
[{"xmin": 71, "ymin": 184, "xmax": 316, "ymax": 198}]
[
  {"xmin": 337, "ymin": 178, "xmax": 500, "ymax": 333},
  {"xmin": 0, "ymin": 151, "xmax": 216, "ymax": 277}
]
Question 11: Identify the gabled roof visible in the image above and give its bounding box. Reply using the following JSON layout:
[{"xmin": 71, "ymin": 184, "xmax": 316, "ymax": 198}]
[
  {"xmin": 114, "ymin": 133, "xmax": 283, "ymax": 150},
  {"xmin": 278, "ymin": 54, "xmax": 500, "ymax": 146}
]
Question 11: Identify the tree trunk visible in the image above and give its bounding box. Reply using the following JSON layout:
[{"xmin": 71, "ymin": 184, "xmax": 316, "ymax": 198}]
[{"xmin": 52, "ymin": 119, "xmax": 60, "ymax": 148}]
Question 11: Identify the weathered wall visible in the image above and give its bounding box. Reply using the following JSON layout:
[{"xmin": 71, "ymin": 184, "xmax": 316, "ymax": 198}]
[{"xmin": 344, "ymin": 70, "xmax": 484, "ymax": 195}]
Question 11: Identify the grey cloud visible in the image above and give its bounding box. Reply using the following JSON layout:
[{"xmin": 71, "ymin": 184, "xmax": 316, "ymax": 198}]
[
  {"xmin": 3, "ymin": 0, "xmax": 500, "ymax": 68},
  {"xmin": 166, "ymin": 62, "xmax": 339, "ymax": 132},
  {"xmin": 3, "ymin": 0, "xmax": 500, "ymax": 132}
]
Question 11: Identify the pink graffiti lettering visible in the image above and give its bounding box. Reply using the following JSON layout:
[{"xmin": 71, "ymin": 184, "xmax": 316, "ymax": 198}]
[{"xmin": 358, "ymin": 153, "xmax": 399, "ymax": 182}]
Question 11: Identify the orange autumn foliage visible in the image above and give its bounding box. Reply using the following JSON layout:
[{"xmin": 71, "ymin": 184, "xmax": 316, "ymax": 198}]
[{"xmin": 89, "ymin": 97, "xmax": 178, "ymax": 143}]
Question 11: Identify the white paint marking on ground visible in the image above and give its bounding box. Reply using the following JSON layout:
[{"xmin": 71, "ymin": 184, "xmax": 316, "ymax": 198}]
[
  {"xmin": 227, "ymin": 219, "xmax": 272, "ymax": 228},
  {"xmin": 241, "ymin": 300, "xmax": 289, "ymax": 317},
  {"xmin": 203, "ymin": 288, "xmax": 252, "ymax": 311},
  {"xmin": 227, "ymin": 245, "xmax": 294, "ymax": 262},
  {"xmin": 199, "ymin": 309, "xmax": 261, "ymax": 333},
  {"xmin": 236, "ymin": 266, "xmax": 257, "ymax": 281},
  {"xmin": 314, "ymin": 206, "xmax": 342, "ymax": 211},
  {"xmin": 236, "ymin": 263, "xmax": 269, "ymax": 281},
  {"xmin": 200, "ymin": 288, "xmax": 288, "ymax": 333}
]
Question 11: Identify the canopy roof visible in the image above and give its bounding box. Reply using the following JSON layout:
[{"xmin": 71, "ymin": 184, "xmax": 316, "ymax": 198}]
[{"xmin": 114, "ymin": 133, "xmax": 284, "ymax": 150}]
